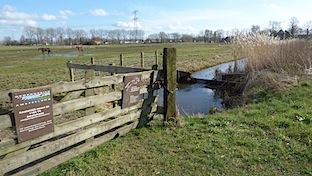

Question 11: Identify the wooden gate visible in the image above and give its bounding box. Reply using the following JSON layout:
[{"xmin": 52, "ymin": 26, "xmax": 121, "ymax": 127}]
[
  {"xmin": 0, "ymin": 48, "xmax": 178, "ymax": 176},
  {"xmin": 0, "ymin": 68, "xmax": 160, "ymax": 175}
]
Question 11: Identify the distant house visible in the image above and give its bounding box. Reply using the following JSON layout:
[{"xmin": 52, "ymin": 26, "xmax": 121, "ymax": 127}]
[
  {"xmin": 222, "ymin": 36, "xmax": 231, "ymax": 43},
  {"xmin": 144, "ymin": 39, "xmax": 161, "ymax": 43},
  {"xmin": 91, "ymin": 37, "xmax": 103, "ymax": 45},
  {"xmin": 275, "ymin": 30, "xmax": 291, "ymax": 40}
]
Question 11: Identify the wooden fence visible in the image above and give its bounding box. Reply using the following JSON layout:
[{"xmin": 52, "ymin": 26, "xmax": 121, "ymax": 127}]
[{"xmin": 0, "ymin": 48, "xmax": 178, "ymax": 176}]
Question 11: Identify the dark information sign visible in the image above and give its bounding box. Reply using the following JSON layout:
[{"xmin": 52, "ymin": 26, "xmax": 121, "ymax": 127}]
[
  {"xmin": 122, "ymin": 74, "xmax": 141, "ymax": 108},
  {"xmin": 12, "ymin": 86, "xmax": 54, "ymax": 143}
]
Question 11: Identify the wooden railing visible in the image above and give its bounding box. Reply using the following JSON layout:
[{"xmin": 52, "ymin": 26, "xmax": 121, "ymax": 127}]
[{"xmin": 0, "ymin": 67, "xmax": 159, "ymax": 175}]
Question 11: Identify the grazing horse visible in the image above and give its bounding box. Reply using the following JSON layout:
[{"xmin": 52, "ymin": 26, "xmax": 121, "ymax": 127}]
[
  {"xmin": 76, "ymin": 46, "xmax": 84, "ymax": 55},
  {"xmin": 38, "ymin": 48, "xmax": 52, "ymax": 55}
]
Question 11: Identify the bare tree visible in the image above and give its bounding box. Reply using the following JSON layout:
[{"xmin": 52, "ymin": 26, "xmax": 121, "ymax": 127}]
[
  {"xmin": 181, "ymin": 34, "xmax": 193, "ymax": 42},
  {"xmin": 303, "ymin": 21, "xmax": 312, "ymax": 35},
  {"xmin": 251, "ymin": 25, "xmax": 261, "ymax": 33},
  {"xmin": 56, "ymin": 27, "xmax": 65, "ymax": 45},
  {"xmin": 35, "ymin": 27, "xmax": 45, "ymax": 44},
  {"xmin": 137, "ymin": 29, "xmax": 145, "ymax": 41},
  {"xmin": 288, "ymin": 17, "xmax": 299, "ymax": 36},
  {"xmin": 158, "ymin": 32, "xmax": 168, "ymax": 43},
  {"xmin": 45, "ymin": 28, "xmax": 57, "ymax": 45},
  {"xmin": 66, "ymin": 28, "xmax": 74, "ymax": 45},
  {"xmin": 73, "ymin": 29, "xmax": 88, "ymax": 45},
  {"xmin": 169, "ymin": 33, "xmax": 181, "ymax": 42},
  {"xmin": 214, "ymin": 29, "xmax": 224, "ymax": 42},
  {"xmin": 268, "ymin": 21, "xmax": 281, "ymax": 34},
  {"xmin": 120, "ymin": 29, "xmax": 128, "ymax": 42},
  {"xmin": 89, "ymin": 29, "xmax": 98, "ymax": 39},
  {"xmin": 23, "ymin": 26, "xmax": 36, "ymax": 45},
  {"xmin": 204, "ymin": 29, "xmax": 213, "ymax": 43},
  {"xmin": 3, "ymin": 36, "xmax": 12, "ymax": 45},
  {"xmin": 147, "ymin": 33, "xmax": 159, "ymax": 40},
  {"xmin": 20, "ymin": 35, "xmax": 26, "ymax": 45}
]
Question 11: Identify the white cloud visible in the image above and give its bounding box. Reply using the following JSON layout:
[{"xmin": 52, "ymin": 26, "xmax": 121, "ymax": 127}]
[
  {"xmin": 42, "ymin": 14, "xmax": 56, "ymax": 20},
  {"xmin": 2, "ymin": 5, "xmax": 16, "ymax": 11},
  {"xmin": 115, "ymin": 21, "xmax": 142, "ymax": 28},
  {"xmin": 0, "ymin": 19, "xmax": 37, "ymax": 26},
  {"xmin": 58, "ymin": 10, "xmax": 74, "ymax": 16},
  {"xmin": 90, "ymin": 9, "xmax": 109, "ymax": 16},
  {"xmin": 263, "ymin": 4, "xmax": 281, "ymax": 9},
  {"xmin": 167, "ymin": 23, "xmax": 195, "ymax": 31}
]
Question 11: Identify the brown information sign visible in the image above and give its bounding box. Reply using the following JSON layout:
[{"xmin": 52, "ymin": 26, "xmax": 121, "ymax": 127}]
[
  {"xmin": 12, "ymin": 86, "xmax": 54, "ymax": 143},
  {"xmin": 122, "ymin": 74, "xmax": 141, "ymax": 108}
]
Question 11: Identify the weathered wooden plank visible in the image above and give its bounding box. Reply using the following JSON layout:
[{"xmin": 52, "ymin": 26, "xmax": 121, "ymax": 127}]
[
  {"xmin": 51, "ymin": 70, "xmax": 153, "ymax": 94},
  {"xmin": 51, "ymin": 75, "xmax": 124, "ymax": 94},
  {"xmin": 0, "ymin": 140, "xmax": 15, "ymax": 152},
  {"xmin": 0, "ymin": 110, "xmax": 141, "ymax": 173},
  {"xmin": 3, "ymin": 146, "xmax": 29, "ymax": 160},
  {"xmin": 67, "ymin": 62, "xmax": 150, "ymax": 73},
  {"xmin": 53, "ymin": 91, "xmax": 122, "ymax": 116},
  {"xmin": 0, "ymin": 87, "xmax": 149, "ymax": 132},
  {"xmin": 85, "ymin": 70, "xmax": 96, "ymax": 116},
  {"xmin": 59, "ymin": 90, "xmax": 84, "ymax": 102},
  {"xmin": 10, "ymin": 121, "xmax": 139, "ymax": 176},
  {"xmin": 0, "ymin": 102, "xmax": 144, "ymax": 156},
  {"xmin": 0, "ymin": 71, "xmax": 154, "ymax": 99}
]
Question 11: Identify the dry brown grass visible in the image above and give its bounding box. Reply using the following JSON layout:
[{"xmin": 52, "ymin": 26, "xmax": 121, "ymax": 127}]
[{"xmin": 228, "ymin": 31, "xmax": 312, "ymax": 105}]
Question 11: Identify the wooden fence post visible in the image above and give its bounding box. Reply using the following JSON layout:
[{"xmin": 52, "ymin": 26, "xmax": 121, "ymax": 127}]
[
  {"xmin": 141, "ymin": 52, "xmax": 144, "ymax": 68},
  {"xmin": 85, "ymin": 69, "xmax": 95, "ymax": 115},
  {"xmin": 163, "ymin": 48, "xmax": 177, "ymax": 124},
  {"xmin": 68, "ymin": 61, "xmax": 74, "ymax": 82},
  {"xmin": 120, "ymin": 54, "xmax": 124, "ymax": 66},
  {"xmin": 155, "ymin": 50, "xmax": 158, "ymax": 66},
  {"xmin": 109, "ymin": 63, "xmax": 118, "ymax": 107}
]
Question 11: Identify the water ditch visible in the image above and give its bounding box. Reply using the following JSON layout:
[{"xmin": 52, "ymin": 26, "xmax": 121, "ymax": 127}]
[
  {"xmin": 33, "ymin": 53, "xmax": 92, "ymax": 60},
  {"xmin": 157, "ymin": 59, "xmax": 247, "ymax": 116}
]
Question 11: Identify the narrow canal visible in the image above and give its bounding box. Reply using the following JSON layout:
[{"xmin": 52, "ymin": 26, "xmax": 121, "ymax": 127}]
[{"xmin": 157, "ymin": 59, "xmax": 247, "ymax": 116}]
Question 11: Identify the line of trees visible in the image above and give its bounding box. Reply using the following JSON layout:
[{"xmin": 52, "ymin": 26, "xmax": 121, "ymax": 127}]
[
  {"xmin": 2, "ymin": 27, "xmax": 146, "ymax": 46},
  {"xmin": 1, "ymin": 17, "xmax": 312, "ymax": 46}
]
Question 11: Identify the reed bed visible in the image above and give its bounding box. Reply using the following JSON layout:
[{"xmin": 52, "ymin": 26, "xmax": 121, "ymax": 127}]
[{"xmin": 227, "ymin": 31, "xmax": 312, "ymax": 105}]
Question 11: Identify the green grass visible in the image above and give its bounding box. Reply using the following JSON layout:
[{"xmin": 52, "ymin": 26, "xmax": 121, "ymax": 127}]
[
  {"xmin": 41, "ymin": 81, "xmax": 312, "ymax": 176},
  {"xmin": 0, "ymin": 43, "xmax": 233, "ymax": 91}
]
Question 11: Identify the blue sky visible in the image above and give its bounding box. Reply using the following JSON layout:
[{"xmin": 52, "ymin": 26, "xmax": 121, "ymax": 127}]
[{"xmin": 0, "ymin": 0, "xmax": 311, "ymax": 39}]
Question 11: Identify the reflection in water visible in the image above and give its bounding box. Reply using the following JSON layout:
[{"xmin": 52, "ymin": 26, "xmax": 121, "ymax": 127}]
[
  {"xmin": 34, "ymin": 53, "xmax": 92, "ymax": 60},
  {"xmin": 157, "ymin": 59, "xmax": 247, "ymax": 116},
  {"xmin": 191, "ymin": 59, "xmax": 247, "ymax": 80},
  {"xmin": 157, "ymin": 83, "xmax": 223, "ymax": 116},
  {"xmin": 3, "ymin": 66, "xmax": 14, "ymax": 68}
]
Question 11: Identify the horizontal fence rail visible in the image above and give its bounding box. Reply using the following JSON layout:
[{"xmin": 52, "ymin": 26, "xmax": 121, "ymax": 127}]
[{"xmin": 0, "ymin": 66, "xmax": 160, "ymax": 175}]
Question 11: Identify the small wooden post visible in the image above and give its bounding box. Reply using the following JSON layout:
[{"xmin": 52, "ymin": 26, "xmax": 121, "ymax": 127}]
[
  {"xmin": 155, "ymin": 50, "xmax": 158, "ymax": 66},
  {"xmin": 141, "ymin": 52, "xmax": 144, "ymax": 68},
  {"xmin": 120, "ymin": 54, "xmax": 124, "ymax": 66},
  {"xmin": 163, "ymin": 48, "xmax": 177, "ymax": 124},
  {"xmin": 85, "ymin": 60, "xmax": 95, "ymax": 142},
  {"xmin": 68, "ymin": 61, "xmax": 74, "ymax": 82},
  {"xmin": 85, "ymin": 69, "xmax": 95, "ymax": 115},
  {"xmin": 110, "ymin": 63, "xmax": 118, "ymax": 107}
]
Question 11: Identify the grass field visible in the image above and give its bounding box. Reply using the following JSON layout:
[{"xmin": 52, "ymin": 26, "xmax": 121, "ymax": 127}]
[
  {"xmin": 0, "ymin": 43, "xmax": 233, "ymax": 91},
  {"xmin": 1, "ymin": 42, "xmax": 311, "ymax": 175},
  {"xmin": 40, "ymin": 81, "xmax": 312, "ymax": 176}
]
